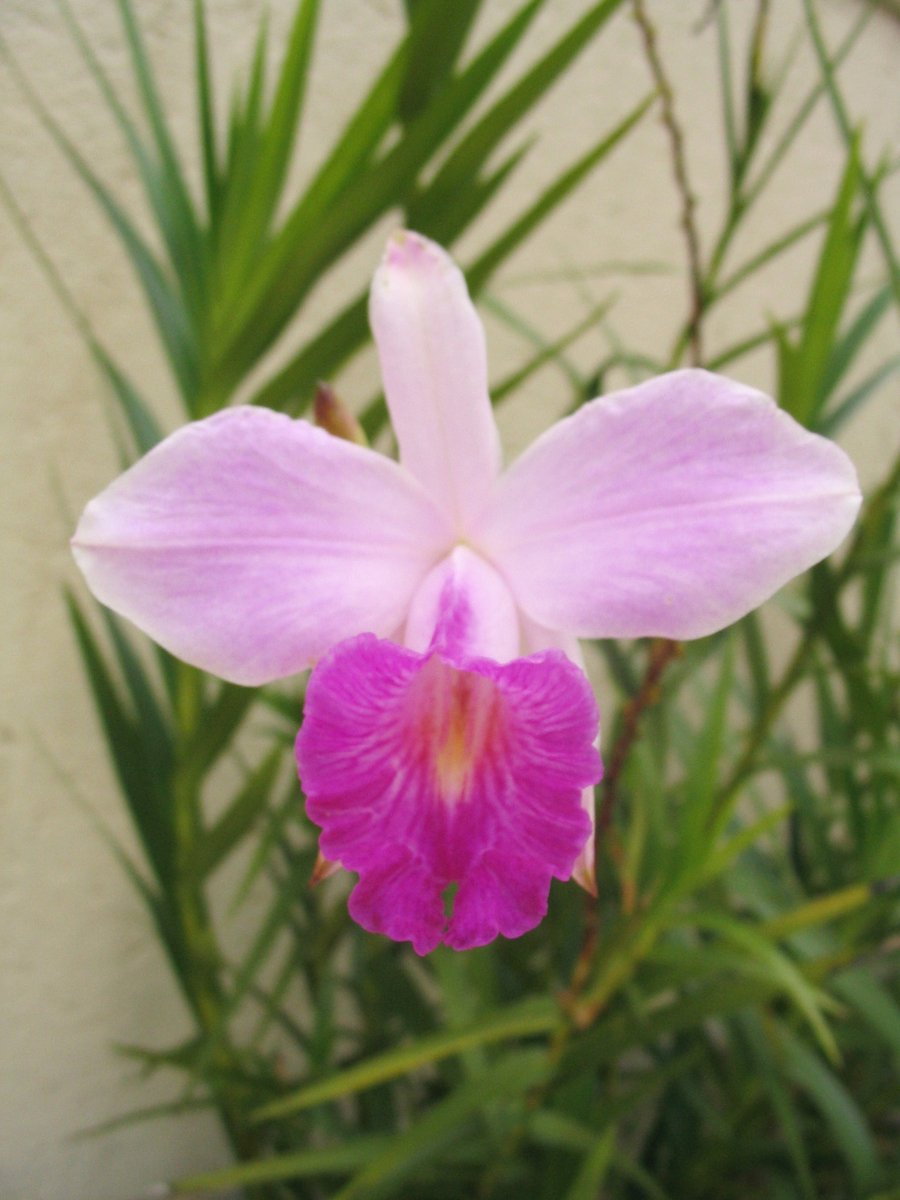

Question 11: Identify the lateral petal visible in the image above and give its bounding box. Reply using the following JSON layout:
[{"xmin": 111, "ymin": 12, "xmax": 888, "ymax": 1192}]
[
  {"xmin": 478, "ymin": 370, "xmax": 861, "ymax": 640},
  {"xmin": 72, "ymin": 407, "xmax": 450, "ymax": 685},
  {"xmin": 370, "ymin": 231, "xmax": 502, "ymax": 532}
]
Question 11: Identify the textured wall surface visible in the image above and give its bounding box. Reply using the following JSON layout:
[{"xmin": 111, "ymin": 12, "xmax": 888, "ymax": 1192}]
[{"xmin": 1, "ymin": 1, "xmax": 897, "ymax": 1196}]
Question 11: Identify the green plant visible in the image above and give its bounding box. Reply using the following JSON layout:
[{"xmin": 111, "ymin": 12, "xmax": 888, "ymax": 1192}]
[{"xmin": 3, "ymin": 1, "xmax": 898, "ymax": 1196}]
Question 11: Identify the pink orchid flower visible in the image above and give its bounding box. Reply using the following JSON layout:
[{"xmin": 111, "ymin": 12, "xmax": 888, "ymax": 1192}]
[{"xmin": 73, "ymin": 231, "xmax": 861, "ymax": 955}]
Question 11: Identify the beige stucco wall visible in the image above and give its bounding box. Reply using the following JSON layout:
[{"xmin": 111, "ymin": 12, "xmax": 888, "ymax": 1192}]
[{"xmin": 1, "ymin": 2, "xmax": 897, "ymax": 1197}]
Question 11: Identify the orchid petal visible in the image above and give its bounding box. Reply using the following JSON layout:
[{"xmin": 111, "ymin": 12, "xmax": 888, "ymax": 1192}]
[
  {"xmin": 405, "ymin": 545, "xmax": 520, "ymax": 663},
  {"xmin": 370, "ymin": 231, "xmax": 502, "ymax": 531},
  {"xmin": 478, "ymin": 370, "xmax": 862, "ymax": 640},
  {"xmin": 296, "ymin": 634, "xmax": 599, "ymax": 954},
  {"xmin": 72, "ymin": 407, "xmax": 450, "ymax": 685},
  {"xmin": 521, "ymin": 614, "xmax": 599, "ymax": 895}
]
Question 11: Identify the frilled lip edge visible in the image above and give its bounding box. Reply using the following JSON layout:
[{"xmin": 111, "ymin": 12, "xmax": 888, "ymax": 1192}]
[{"xmin": 294, "ymin": 633, "xmax": 602, "ymax": 954}]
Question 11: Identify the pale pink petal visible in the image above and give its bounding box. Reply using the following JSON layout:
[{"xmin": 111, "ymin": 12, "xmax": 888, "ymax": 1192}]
[
  {"xmin": 72, "ymin": 407, "xmax": 451, "ymax": 685},
  {"xmin": 296, "ymin": 634, "xmax": 600, "ymax": 953},
  {"xmin": 404, "ymin": 546, "xmax": 520, "ymax": 663},
  {"xmin": 477, "ymin": 370, "xmax": 861, "ymax": 640},
  {"xmin": 521, "ymin": 614, "xmax": 599, "ymax": 895},
  {"xmin": 369, "ymin": 231, "xmax": 502, "ymax": 531}
]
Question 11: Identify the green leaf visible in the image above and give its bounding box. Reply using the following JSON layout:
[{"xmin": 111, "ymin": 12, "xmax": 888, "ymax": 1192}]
[
  {"xmin": 92, "ymin": 343, "xmax": 163, "ymax": 455},
  {"xmin": 98, "ymin": 604, "xmax": 173, "ymax": 779},
  {"xmin": 0, "ymin": 32, "xmax": 198, "ymax": 400},
  {"xmin": 214, "ymin": 0, "xmax": 320, "ymax": 307},
  {"xmin": 675, "ymin": 910, "xmax": 840, "ymax": 1062},
  {"xmin": 715, "ymin": 4, "xmax": 739, "ymax": 180},
  {"xmin": 65, "ymin": 591, "xmax": 175, "ymax": 885},
  {"xmin": 698, "ymin": 803, "xmax": 792, "ymax": 887},
  {"xmin": 821, "ymin": 354, "xmax": 900, "ymax": 437},
  {"xmin": 210, "ymin": 14, "xmax": 270, "ymax": 317},
  {"xmin": 331, "ymin": 1050, "xmax": 549, "ymax": 1200},
  {"xmin": 758, "ymin": 883, "xmax": 874, "ymax": 942},
  {"xmin": 171, "ymin": 1135, "xmax": 392, "ymax": 1192},
  {"xmin": 0, "ymin": 167, "xmax": 162, "ymax": 454},
  {"xmin": 408, "ymin": 0, "xmax": 629, "ymax": 230},
  {"xmin": 833, "ymin": 968, "xmax": 900, "ymax": 1063},
  {"xmin": 779, "ymin": 1022, "xmax": 881, "ymax": 1193},
  {"xmin": 467, "ymin": 94, "xmax": 655, "ymax": 293},
  {"xmin": 713, "ymin": 208, "xmax": 828, "ymax": 305},
  {"xmin": 178, "ymin": 681, "xmax": 257, "ymax": 784},
  {"xmin": 251, "ymin": 289, "xmax": 369, "ymax": 414},
  {"xmin": 820, "ymin": 283, "xmax": 892, "ymax": 404},
  {"xmin": 784, "ymin": 138, "xmax": 864, "ymax": 425},
  {"xmin": 802, "ymin": 0, "xmax": 900, "ymax": 312},
  {"xmin": 228, "ymin": 783, "xmax": 300, "ymax": 913},
  {"xmin": 191, "ymin": 746, "xmax": 282, "ymax": 878},
  {"xmin": 739, "ymin": 1014, "xmax": 816, "ymax": 1200},
  {"xmin": 77, "ymin": 1096, "xmax": 217, "ymax": 1141},
  {"xmin": 192, "ymin": 0, "xmax": 220, "ymax": 223},
  {"xmin": 412, "ymin": 138, "xmax": 535, "ymax": 249},
  {"xmin": 249, "ymin": 2, "xmax": 638, "ymax": 416},
  {"xmin": 114, "ymin": 0, "xmax": 207, "ymax": 322},
  {"xmin": 397, "ymin": 0, "xmax": 482, "ymax": 122},
  {"xmin": 490, "ymin": 295, "xmax": 616, "ymax": 405},
  {"xmin": 740, "ymin": 611, "xmax": 771, "ymax": 714},
  {"xmin": 565, "ymin": 1127, "xmax": 615, "ymax": 1200},
  {"xmin": 56, "ymin": 0, "xmax": 205, "ymax": 335},
  {"xmin": 211, "ymin": 0, "xmax": 544, "ymax": 394},
  {"xmin": 741, "ymin": 6, "xmax": 869, "ymax": 212},
  {"xmin": 254, "ymin": 997, "xmax": 558, "ymax": 1121}
]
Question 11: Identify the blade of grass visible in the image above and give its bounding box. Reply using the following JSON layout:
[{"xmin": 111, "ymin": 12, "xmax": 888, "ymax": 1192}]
[{"xmin": 254, "ymin": 997, "xmax": 559, "ymax": 1121}]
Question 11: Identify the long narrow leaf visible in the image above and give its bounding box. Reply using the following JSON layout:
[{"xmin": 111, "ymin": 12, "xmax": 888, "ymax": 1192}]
[
  {"xmin": 467, "ymin": 94, "xmax": 655, "ymax": 292},
  {"xmin": 254, "ymin": 998, "xmax": 558, "ymax": 1121},
  {"xmin": 779, "ymin": 1022, "xmax": 881, "ymax": 1193},
  {"xmin": 408, "ymin": 0, "xmax": 629, "ymax": 227},
  {"xmin": 211, "ymin": 0, "xmax": 545, "ymax": 391},
  {"xmin": 114, "ymin": 0, "xmax": 207, "ymax": 321},
  {"xmin": 215, "ymin": 0, "xmax": 320, "ymax": 293},
  {"xmin": 331, "ymin": 1050, "xmax": 549, "ymax": 1200}
]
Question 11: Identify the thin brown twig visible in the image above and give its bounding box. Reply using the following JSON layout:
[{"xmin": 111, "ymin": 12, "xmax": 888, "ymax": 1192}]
[
  {"xmin": 631, "ymin": 0, "xmax": 705, "ymax": 365},
  {"xmin": 599, "ymin": 637, "xmax": 683, "ymax": 833}
]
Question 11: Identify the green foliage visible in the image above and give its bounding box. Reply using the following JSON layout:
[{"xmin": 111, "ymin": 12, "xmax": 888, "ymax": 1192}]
[{"xmin": 5, "ymin": 1, "xmax": 898, "ymax": 1197}]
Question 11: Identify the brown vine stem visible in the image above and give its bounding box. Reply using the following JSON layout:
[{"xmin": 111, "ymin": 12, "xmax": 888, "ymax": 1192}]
[
  {"xmin": 599, "ymin": 637, "xmax": 683, "ymax": 835},
  {"xmin": 631, "ymin": 0, "xmax": 705, "ymax": 366}
]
